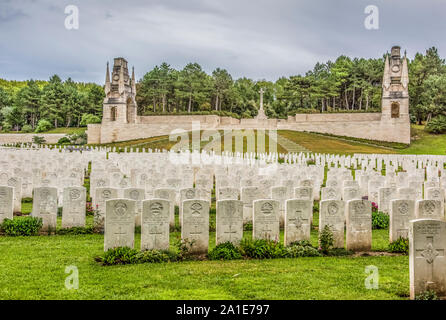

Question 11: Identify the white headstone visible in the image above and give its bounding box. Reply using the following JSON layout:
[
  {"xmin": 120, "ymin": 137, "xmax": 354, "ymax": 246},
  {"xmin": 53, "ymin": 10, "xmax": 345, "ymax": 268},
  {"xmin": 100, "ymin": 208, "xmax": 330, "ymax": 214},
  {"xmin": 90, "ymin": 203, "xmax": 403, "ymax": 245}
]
[
  {"xmin": 62, "ymin": 186, "xmax": 86, "ymax": 228},
  {"xmin": 346, "ymin": 200, "xmax": 372, "ymax": 251},
  {"xmin": 216, "ymin": 200, "xmax": 243, "ymax": 245},
  {"xmin": 410, "ymin": 219, "xmax": 446, "ymax": 299},
  {"xmin": 182, "ymin": 199, "xmax": 210, "ymax": 254},
  {"xmin": 104, "ymin": 199, "xmax": 136, "ymax": 251},
  {"xmin": 253, "ymin": 199, "xmax": 280, "ymax": 241},
  {"xmin": 284, "ymin": 199, "xmax": 312, "ymax": 246},
  {"xmin": 141, "ymin": 199, "xmax": 170, "ymax": 251}
]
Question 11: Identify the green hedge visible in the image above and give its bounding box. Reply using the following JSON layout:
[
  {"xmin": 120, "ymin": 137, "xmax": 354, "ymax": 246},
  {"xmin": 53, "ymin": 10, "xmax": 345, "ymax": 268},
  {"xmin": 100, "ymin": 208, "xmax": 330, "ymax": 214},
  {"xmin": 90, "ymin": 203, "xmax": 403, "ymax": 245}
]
[{"xmin": 0, "ymin": 217, "xmax": 42, "ymax": 236}]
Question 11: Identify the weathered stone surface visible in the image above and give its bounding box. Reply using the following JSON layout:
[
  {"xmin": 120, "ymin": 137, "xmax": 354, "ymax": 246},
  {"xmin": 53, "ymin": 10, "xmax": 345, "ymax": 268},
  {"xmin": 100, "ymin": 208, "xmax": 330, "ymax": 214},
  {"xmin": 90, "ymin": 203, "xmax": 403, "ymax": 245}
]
[
  {"xmin": 182, "ymin": 199, "xmax": 210, "ymax": 254},
  {"xmin": 123, "ymin": 188, "xmax": 145, "ymax": 227},
  {"xmin": 94, "ymin": 188, "xmax": 119, "ymax": 231},
  {"xmin": 241, "ymin": 186, "xmax": 262, "ymax": 223},
  {"xmin": 319, "ymin": 200, "xmax": 345, "ymax": 248},
  {"xmin": 216, "ymin": 200, "xmax": 243, "ymax": 245},
  {"xmin": 389, "ymin": 199, "xmax": 415, "ymax": 242},
  {"xmin": 32, "ymin": 187, "xmax": 58, "ymax": 232},
  {"xmin": 271, "ymin": 186, "xmax": 289, "ymax": 227},
  {"xmin": 217, "ymin": 187, "xmax": 240, "ymax": 200},
  {"xmin": 321, "ymin": 187, "xmax": 341, "ymax": 200},
  {"xmin": 7, "ymin": 177, "xmax": 22, "ymax": 213},
  {"xmin": 104, "ymin": 199, "xmax": 136, "ymax": 251},
  {"xmin": 410, "ymin": 219, "xmax": 446, "ymax": 299},
  {"xmin": 378, "ymin": 187, "xmax": 397, "ymax": 214},
  {"xmin": 416, "ymin": 200, "xmax": 443, "ymax": 220},
  {"xmin": 62, "ymin": 187, "xmax": 86, "ymax": 228},
  {"xmin": 346, "ymin": 199, "xmax": 372, "ymax": 251},
  {"xmin": 284, "ymin": 199, "xmax": 312, "ymax": 246},
  {"xmin": 141, "ymin": 199, "xmax": 170, "ymax": 251},
  {"xmin": 154, "ymin": 188, "xmax": 176, "ymax": 227},
  {"xmin": 343, "ymin": 187, "xmax": 361, "ymax": 201},
  {"xmin": 0, "ymin": 186, "xmax": 13, "ymax": 223},
  {"xmin": 253, "ymin": 199, "xmax": 280, "ymax": 241}
]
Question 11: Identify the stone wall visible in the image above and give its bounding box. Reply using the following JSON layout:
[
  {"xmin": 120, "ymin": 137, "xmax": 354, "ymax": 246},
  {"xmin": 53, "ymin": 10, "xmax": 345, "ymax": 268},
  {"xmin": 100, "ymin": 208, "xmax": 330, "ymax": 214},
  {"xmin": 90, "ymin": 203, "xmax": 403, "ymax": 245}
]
[
  {"xmin": 88, "ymin": 112, "xmax": 411, "ymax": 145},
  {"xmin": 0, "ymin": 134, "xmax": 66, "ymax": 144}
]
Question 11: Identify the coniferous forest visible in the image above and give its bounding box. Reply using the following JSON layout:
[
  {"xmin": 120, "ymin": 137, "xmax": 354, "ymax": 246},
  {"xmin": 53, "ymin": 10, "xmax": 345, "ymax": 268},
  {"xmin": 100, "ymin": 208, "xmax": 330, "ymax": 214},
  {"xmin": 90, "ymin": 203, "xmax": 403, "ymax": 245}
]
[{"xmin": 0, "ymin": 47, "xmax": 445, "ymax": 132}]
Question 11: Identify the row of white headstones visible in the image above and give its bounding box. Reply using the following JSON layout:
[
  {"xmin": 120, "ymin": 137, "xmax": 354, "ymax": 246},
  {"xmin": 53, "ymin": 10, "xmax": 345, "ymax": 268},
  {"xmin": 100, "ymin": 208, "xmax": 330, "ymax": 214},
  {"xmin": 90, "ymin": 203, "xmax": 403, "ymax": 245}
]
[{"xmin": 2, "ymin": 147, "xmax": 446, "ymax": 299}]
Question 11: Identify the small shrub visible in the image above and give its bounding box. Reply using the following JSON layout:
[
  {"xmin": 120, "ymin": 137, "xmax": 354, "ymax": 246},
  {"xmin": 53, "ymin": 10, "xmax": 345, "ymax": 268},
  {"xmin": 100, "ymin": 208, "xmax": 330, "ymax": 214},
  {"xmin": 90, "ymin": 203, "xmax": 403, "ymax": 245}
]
[
  {"xmin": 57, "ymin": 226, "xmax": 94, "ymax": 235},
  {"xmin": 415, "ymin": 290, "xmax": 439, "ymax": 300},
  {"xmin": 285, "ymin": 241, "xmax": 322, "ymax": 258},
  {"xmin": 34, "ymin": 119, "xmax": 52, "ymax": 133},
  {"xmin": 137, "ymin": 249, "xmax": 177, "ymax": 263},
  {"xmin": 239, "ymin": 239, "xmax": 286, "ymax": 259},
  {"xmin": 389, "ymin": 237, "xmax": 409, "ymax": 254},
  {"xmin": 371, "ymin": 202, "xmax": 379, "ymax": 213},
  {"xmin": 67, "ymin": 132, "xmax": 87, "ymax": 145},
  {"xmin": 319, "ymin": 225, "xmax": 334, "ymax": 254},
  {"xmin": 173, "ymin": 238, "xmax": 194, "ymax": 261},
  {"xmin": 0, "ymin": 217, "xmax": 42, "ymax": 236},
  {"xmin": 208, "ymin": 242, "xmax": 242, "ymax": 260},
  {"xmin": 21, "ymin": 125, "xmax": 33, "ymax": 133},
  {"xmin": 80, "ymin": 114, "xmax": 101, "ymax": 126},
  {"xmin": 243, "ymin": 222, "xmax": 252, "ymax": 231},
  {"xmin": 425, "ymin": 116, "xmax": 446, "ymax": 134},
  {"xmin": 57, "ymin": 137, "xmax": 71, "ymax": 145},
  {"xmin": 32, "ymin": 136, "xmax": 46, "ymax": 144},
  {"xmin": 101, "ymin": 247, "xmax": 140, "ymax": 265},
  {"xmin": 372, "ymin": 211, "xmax": 389, "ymax": 229},
  {"xmin": 1, "ymin": 123, "xmax": 12, "ymax": 132}
]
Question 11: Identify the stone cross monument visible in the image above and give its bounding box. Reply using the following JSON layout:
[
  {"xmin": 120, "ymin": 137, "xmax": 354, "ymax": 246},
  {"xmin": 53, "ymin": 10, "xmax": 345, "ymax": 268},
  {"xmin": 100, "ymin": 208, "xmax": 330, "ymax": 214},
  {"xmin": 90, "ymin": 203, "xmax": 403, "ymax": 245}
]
[{"xmin": 255, "ymin": 88, "xmax": 268, "ymax": 120}]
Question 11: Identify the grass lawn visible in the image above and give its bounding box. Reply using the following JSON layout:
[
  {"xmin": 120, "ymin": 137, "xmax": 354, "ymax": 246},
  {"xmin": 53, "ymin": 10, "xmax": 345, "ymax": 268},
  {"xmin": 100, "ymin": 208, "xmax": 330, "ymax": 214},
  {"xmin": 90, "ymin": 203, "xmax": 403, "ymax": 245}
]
[
  {"xmin": 89, "ymin": 125, "xmax": 446, "ymax": 156},
  {"xmin": 399, "ymin": 125, "xmax": 446, "ymax": 155},
  {"xmin": 278, "ymin": 131, "xmax": 397, "ymax": 155},
  {"xmin": 44, "ymin": 127, "xmax": 87, "ymax": 134},
  {"xmin": 0, "ymin": 202, "xmax": 408, "ymax": 300}
]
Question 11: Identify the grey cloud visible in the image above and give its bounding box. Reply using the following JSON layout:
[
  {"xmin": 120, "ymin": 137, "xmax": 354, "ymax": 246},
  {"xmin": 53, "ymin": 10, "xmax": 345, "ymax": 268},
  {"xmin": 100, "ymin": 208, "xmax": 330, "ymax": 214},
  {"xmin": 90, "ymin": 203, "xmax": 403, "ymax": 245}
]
[{"xmin": 0, "ymin": 0, "xmax": 445, "ymax": 83}]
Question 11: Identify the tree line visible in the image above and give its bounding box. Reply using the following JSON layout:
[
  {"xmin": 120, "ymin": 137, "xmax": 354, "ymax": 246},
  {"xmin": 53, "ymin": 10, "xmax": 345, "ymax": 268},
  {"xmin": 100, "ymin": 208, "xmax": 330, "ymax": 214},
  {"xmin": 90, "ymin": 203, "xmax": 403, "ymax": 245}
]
[
  {"xmin": 136, "ymin": 47, "xmax": 446, "ymax": 123},
  {"xmin": 1, "ymin": 47, "xmax": 445, "ymax": 131},
  {"xmin": 0, "ymin": 76, "xmax": 104, "ymax": 131}
]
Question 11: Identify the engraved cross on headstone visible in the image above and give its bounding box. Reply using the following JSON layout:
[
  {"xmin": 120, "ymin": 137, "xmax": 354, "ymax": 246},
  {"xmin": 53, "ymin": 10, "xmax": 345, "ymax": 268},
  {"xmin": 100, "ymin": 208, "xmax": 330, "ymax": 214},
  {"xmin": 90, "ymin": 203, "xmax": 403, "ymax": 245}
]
[
  {"xmin": 416, "ymin": 236, "xmax": 445, "ymax": 287},
  {"xmin": 289, "ymin": 210, "xmax": 309, "ymax": 229},
  {"xmin": 114, "ymin": 225, "xmax": 127, "ymax": 243},
  {"xmin": 149, "ymin": 224, "xmax": 164, "ymax": 247},
  {"xmin": 224, "ymin": 224, "xmax": 237, "ymax": 241}
]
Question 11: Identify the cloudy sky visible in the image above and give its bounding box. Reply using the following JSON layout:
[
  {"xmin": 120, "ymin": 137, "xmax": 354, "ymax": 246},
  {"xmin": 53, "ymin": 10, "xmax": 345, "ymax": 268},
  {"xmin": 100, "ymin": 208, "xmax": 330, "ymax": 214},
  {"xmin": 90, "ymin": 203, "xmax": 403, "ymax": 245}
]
[{"xmin": 0, "ymin": 0, "xmax": 445, "ymax": 83}]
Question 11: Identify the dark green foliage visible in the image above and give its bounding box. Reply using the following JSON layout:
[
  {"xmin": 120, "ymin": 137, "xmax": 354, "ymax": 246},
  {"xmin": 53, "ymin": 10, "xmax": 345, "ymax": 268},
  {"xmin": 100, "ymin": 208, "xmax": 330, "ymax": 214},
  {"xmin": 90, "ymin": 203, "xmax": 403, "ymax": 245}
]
[
  {"xmin": 34, "ymin": 119, "xmax": 52, "ymax": 133},
  {"xmin": 415, "ymin": 290, "xmax": 439, "ymax": 300},
  {"xmin": 243, "ymin": 222, "xmax": 252, "ymax": 231},
  {"xmin": 239, "ymin": 239, "xmax": 286, "ymax": 259},
  {"xmin": 285, "ymin": 241, "xmax": 322, "ymax": 258},
  {"xmin": 66, "ymin": 132, "xmax": 87, "ymax": 145},
  {"xmin": 136, "ymin": 250, "xmax": 178, "ymax": 263},
  {"xmin": 101, "ymin": 247, "xmax": 140, "ymax": 265},
  {"xmin": 57, "ymin": 137, "xmax": 71, "ymax": 144},
  {"xmin": 208, "ymin": 242, "xmax": 242, "ymax": 260},
  {"xmin": 372, "ymin": 211, "xmax": 389, "ymax": 229},
  {"xmin": 32, "ymin": 136, "xmax": 46, "ymax": 144},
  {"xmin": 425, "ymin": 116, "xmax": 446, "ymax": 134},
  {"xmin": 21, "ymin": 124, "xmax": 33, "ymax": 133},
  {"xmin": 56, "ymin": 226, "xmax": 94, "ymax": 235},
  {"xmin": 319, "ymin": 225, "xmax": 334, "ymax": 254},
  {"xmin": 0, "ymin": 217, "xmax": 42, "ymax": 236},
  {"xmin": 389, "ymin": 237, "xmax": 409, "ymax": 254},
  {"xmin": 80, "ymin": 114, "xmax": 101, "ymax": 125}
]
